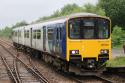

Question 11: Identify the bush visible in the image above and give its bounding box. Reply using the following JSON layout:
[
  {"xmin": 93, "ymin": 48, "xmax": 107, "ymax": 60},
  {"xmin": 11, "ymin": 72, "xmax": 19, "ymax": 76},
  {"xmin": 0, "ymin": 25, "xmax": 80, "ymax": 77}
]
[
  {"xmin": 0, "ymin": 27, "xmax": 12, "ymax": 38},
  {"xmin": 112, "ymin": 26, "xmax": 125, "ymax": 47}
]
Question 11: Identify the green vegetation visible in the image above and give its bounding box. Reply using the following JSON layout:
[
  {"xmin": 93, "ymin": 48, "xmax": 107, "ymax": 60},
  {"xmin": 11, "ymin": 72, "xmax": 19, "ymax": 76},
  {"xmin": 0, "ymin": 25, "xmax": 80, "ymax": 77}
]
[
  {"xmin": 0, "ymin": 0, "xmax": 124, "ymax": 67},
  {"xmin": 0, "ymin": 21, "xmax": 28, "ymax": 38},
  {"xmin": 99, "ymin": 0, "xmax": 125, "ymax": 29},
  {"xmin": 107, "ymin": 56, "xmax": 125, "ymax": 67},
  {"xmin": 11, "ymin": 20, "xmax": 28, "ymax": 28},
  {"xmin": 112, "ymin": 26, "xmax": 125, "ymax": 48},
  {"xmin": 35, "ymin": 3, "xmax": 105, "ymax": 23},
  {"xmin": 0, "ymin": 27, "xmax": 12, "ymax": 38},
  {"xmin": 0, "ymin": 0, "xmax": 125, "ymax": 48}
]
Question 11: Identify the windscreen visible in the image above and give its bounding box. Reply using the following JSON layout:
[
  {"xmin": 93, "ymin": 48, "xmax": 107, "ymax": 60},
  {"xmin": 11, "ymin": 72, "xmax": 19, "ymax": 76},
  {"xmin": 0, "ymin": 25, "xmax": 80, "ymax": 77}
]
[{"xmin": 68, "ymin": 17, "xmax": 110, "ymax": 39}]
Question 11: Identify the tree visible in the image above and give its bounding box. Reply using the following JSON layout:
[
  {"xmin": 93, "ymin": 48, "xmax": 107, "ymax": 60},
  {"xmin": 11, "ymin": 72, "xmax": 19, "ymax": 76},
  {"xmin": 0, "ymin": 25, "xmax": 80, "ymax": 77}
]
[
  {"xmin": 99, "ymin": 0, "xmax": 125, "ymax": 29},
  {"xmin": 112, "ymin": 26, "xmax": 124, "ymax": 46},
  {"xmin": 35, "ymin": 3, "xmax": 106, "ymax": 23},
  {"xmin": 12, "ymin": 20, "xmax": 28, "ymax": 28},
  {"xmin": 60, "ymin": 4, "xmax": 81, "ymax": 15},
  {"xmin": 0, "ymin": 26, "xmax": 12, "ymax": 38},
  {"xmin": 83, "ymin": 3, "xmax": 105, "ymax": 16}
]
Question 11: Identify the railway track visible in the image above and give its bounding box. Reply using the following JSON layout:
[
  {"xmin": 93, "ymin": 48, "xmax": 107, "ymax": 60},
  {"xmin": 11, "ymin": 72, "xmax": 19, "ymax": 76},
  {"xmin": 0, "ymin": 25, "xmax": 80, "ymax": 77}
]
[
  {"xmin": 13, "ymin": 59, "xmax": 22, "ymax": 83},
  {"xmin": 0, "ymin": 41, "xmax": 49, "ymax": 83},
  {"xmin": 94, "ymin": 75, "xmax": 114, "ymax": 83},
  {"xmin": 24, "ymin": 52, "xmax": 125, "ymax": 83},
  {"xmin": 1, "ymin": 39, "xmax": 125, "ymax": 83},
  {"xmin": 0, "ymin": 39, "xmax": 115, "ymax": 83},
  {"xmin": 60, "ymin": 72, "xmax": 114, "ymax": 83},
  {"xmin": 27, "ymin": 56, "xmax": 51, "ymax": 83},
  {"xmin": 0, "ymin": 55, "xmax": 21, "ymax": 83}
]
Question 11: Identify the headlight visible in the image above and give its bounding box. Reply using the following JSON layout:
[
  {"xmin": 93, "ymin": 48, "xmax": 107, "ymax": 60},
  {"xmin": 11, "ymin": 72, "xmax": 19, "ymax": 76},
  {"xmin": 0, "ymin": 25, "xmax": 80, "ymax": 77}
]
[
  {"xmin": 72, "ymin": 50, "xmax": 76, "ymax": 54},
  {"xmin": 70, "ymin": 50, "xmax": 79, "ymax": 55},
  {"xmin": 100, "ymin": 49, "xmax": 109, "ymax": 54}
]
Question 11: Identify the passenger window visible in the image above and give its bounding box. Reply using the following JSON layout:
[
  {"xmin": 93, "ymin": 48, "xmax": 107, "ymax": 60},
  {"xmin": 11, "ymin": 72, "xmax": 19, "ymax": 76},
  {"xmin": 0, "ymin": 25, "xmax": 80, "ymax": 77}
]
[
  {"xmin": 24, "ymin": 31, "xmax": 26, "ymax": 38},
  {"xmin": 48, "ymin": 28, "xmax": 53, "ymax": 40},
  {"xmin": 33, "ymin": 30, "xmax": 36, "ymax": 39},
  {"xmin": 36, "ymin": 30, "xmax": 41, "ymax": 39},
  {"xmin": 24, "ymin": 30, "xmax": 29, "ymax": 38},
  {"xmin": 18, "ymin": 31, "xmax": 21, "ymax": 37},
  {"xmin": 27, "ymin": 30, "xmax": 29, "ymax": 38},
  {"xmin": 19, "ymin": 31, "xmax": 20, "ymax": 37}
]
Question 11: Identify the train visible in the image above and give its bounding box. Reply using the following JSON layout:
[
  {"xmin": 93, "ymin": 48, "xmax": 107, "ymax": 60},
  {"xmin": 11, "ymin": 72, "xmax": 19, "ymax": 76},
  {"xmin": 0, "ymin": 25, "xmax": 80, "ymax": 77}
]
[{"xmin": 12, "ymin": 13, "xmax": 112, "ymax": 72}]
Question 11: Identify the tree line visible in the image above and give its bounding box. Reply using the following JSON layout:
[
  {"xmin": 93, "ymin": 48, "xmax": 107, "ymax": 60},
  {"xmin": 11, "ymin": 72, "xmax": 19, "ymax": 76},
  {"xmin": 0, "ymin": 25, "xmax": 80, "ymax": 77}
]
[{"xmin": 0, "ymin": 0, "xmax": 125, "ymax": 47}]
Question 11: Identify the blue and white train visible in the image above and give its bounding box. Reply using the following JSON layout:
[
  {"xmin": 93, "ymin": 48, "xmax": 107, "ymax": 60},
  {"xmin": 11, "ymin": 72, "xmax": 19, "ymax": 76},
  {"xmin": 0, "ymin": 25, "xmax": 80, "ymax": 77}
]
[{"xmin": 12, "ymin": 13, "xmax": 111, "ymax": 72}]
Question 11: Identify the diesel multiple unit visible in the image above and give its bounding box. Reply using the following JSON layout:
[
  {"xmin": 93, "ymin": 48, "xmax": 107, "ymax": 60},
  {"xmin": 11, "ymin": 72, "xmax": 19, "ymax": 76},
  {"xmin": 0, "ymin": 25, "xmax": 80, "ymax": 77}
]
[{"xmin": 12, "ymin": 13, "xmax": 112, "ymax": 72}]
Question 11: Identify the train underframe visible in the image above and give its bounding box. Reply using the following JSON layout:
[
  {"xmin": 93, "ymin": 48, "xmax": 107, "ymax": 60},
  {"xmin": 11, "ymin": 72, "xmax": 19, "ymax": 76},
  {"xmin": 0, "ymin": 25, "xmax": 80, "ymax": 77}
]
[{"xmin": 13, "ymin": 42, "xmax": 108, "ymax": 73}]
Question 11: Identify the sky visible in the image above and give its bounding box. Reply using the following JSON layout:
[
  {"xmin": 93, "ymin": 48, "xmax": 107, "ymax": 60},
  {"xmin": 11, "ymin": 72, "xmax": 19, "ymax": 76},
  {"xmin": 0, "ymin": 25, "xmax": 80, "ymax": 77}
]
[{"xmin": 0, "ymin": 0, "xmax": 98, "ymax": 29}]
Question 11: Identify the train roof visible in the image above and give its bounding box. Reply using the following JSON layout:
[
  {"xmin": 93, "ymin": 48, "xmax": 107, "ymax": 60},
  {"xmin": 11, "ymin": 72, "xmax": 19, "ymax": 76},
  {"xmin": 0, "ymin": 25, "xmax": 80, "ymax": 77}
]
[
  {"xmin": 12, "ymin": 26, "xmax": 25, "ymax": 31},
  {"xmin": 36, "ymin": 13, "xmax": 99, "ymax": 23},
  {"xmin": 13, "ymin": 13, "xmax": 109, "ymax": 30},
  {"xmin": 37, "ymin": 12, "xmax": 109, "ymax": 23}
]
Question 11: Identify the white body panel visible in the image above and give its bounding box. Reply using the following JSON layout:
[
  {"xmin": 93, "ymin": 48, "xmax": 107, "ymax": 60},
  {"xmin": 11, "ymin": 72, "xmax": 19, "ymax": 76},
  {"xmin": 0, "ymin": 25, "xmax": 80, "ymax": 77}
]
[
  {"xmin": 24, "ymin": 27, "xmax": 30, "ymax": 47},
  {"xmin": 18, "ymin": 27, "xmax": 24, "ymax": 45},
  {"xmin": 12, "ymin": 18, "xmax": 67, "ymax": 53},
  {"xmin": 31, "ymin": 25, "xmax": 43, "ymax": 51}
]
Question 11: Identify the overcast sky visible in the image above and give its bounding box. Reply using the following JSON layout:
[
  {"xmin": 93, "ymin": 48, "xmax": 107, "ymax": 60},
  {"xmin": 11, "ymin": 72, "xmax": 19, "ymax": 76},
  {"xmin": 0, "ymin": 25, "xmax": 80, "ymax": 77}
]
[{"xmin": 0, "ymin": 0, "xmax": 98, "ymax": 28}]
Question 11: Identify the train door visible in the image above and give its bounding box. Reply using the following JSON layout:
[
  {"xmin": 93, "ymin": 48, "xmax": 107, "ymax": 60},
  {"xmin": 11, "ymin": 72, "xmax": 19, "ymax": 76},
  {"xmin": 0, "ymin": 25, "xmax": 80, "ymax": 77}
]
[
  {"xmin": 59, "ymin": 25, "xmax": 62, "ymax": 54},
  {"xmin": 30, "ymin": 28, "xmax": 32, "ymax": 47},
  {"xmin": 43, "ymin": 26, "xmax": 46, "ymax": 51},
  {"xmin": 55, "ymin": 25, "xmax": 60, "ymax": 53}
]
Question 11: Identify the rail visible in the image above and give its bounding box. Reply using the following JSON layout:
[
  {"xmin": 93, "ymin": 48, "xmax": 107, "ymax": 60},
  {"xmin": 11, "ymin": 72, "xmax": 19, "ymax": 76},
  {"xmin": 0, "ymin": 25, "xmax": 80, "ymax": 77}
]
[
  {"xmin": 0, "ymin": 55, "xmax": 19, "ymax": 83},
  {"xmin": 0, "ymin": 41, "xmax": 49, "ymax": 83}
]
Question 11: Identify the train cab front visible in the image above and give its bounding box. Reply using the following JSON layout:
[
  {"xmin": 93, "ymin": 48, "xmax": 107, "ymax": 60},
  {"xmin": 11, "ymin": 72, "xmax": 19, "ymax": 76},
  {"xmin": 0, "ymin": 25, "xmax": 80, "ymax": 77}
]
[{"xmin": 66, "ymin": 16, "xmax": 111, "ymax": 71}]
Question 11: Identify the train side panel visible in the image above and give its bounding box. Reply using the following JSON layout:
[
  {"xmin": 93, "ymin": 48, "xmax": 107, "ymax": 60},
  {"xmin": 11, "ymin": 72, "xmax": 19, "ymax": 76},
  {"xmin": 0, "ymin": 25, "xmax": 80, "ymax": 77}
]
[
  {"xmin": 32, "ymin": 26, "xmax": 43, "ymax": 51},
  {"xmin": 46, "ymin": 23, "xmax": 66, "ymax": 59},
  {"xmin": 12, "ymin": 29, "xmax": 18, "ymax": 44},
  {"xmin": 24, "ymin": 28, "xmax": 30, "ymax": 47},
  {"xmin": 18, "ymin": 27, "xmax": 24, "ymax": 45}
]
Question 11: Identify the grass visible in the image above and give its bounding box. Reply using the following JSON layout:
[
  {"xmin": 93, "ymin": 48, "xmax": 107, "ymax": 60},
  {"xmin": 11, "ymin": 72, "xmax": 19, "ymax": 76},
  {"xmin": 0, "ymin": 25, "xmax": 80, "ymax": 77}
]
[{"xmin": 106, "ymin": 56, "xmax": 125, "ymax": 67}]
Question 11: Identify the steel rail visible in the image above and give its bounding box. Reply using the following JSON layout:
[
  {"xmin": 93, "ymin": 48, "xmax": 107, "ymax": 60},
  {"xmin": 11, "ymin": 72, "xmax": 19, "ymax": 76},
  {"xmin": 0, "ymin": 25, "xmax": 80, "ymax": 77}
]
[
  {"xmin": 13, "ymin": 59, "xmax": 22, "ymax": 83},
  {"xmin": 0, "ymin": 39, "xmax": 111, "ymax": 83},
  {"xmin": 0, "ymin": 55, "xmax": 18, "ymax": 83},
  {"xmin": 68, "ymin": 74, "xmax": 114, "ymax": 83},
  {"xmin": 29, "ymin": 57, "xmax": 51, "ymax": 83},
  {"xmin": 0, "ymin": 42, "xmax": 49, "ymax": 83},
  {"xmin": 68, "ymin": 76, "xmax": 83, "ymax": 83},
  {"xmin": 0, "ymin": 39, "xmax": 117, "ymax": 83},
  {"xmin": 0, "ymin": 39, "xmax": 12, "ymax": 45},
  {"xmin": 94, "ymin": 75, "xmax": 114, "ymax": 83}
]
